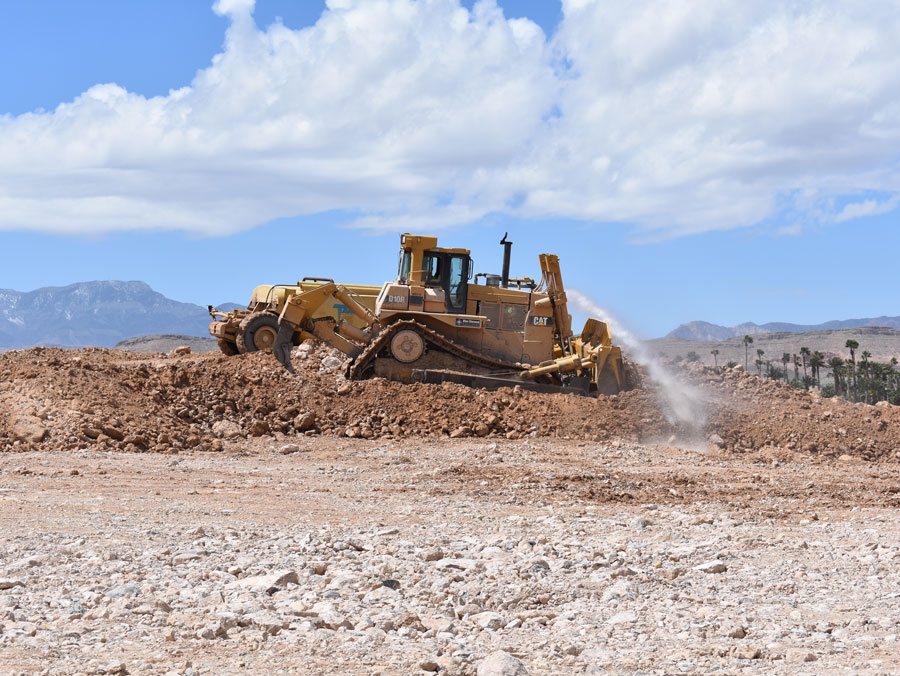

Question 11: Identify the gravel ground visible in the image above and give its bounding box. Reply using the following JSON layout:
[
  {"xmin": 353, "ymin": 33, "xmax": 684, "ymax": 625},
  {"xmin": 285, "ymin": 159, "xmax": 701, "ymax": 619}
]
[{"xmin": 2, "ymin": 439, "xmax": 899, "ymax": 676}]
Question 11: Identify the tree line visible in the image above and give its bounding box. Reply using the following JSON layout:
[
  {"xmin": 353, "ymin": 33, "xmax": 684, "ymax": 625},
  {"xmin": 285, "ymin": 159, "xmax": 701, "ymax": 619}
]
[{"xmin": 683, "ymin": 336, "xmax": 900, "ymax": 404}]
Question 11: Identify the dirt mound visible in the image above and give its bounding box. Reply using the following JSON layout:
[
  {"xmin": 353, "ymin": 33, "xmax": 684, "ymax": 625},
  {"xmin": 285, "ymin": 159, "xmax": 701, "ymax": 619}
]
[{"xmin": 2, "ymin": 345, "xmax": 900, "ymax": 462}]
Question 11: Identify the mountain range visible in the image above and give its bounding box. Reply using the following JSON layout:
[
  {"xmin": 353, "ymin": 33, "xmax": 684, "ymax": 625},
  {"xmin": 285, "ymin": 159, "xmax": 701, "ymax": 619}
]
[
  {"xmin": 0, "ymin": 281, "xmax": 236, "ymax": 349},
  {"xmin": 667, "ymin": 318, "xmax": 900, "ymax": 342}
]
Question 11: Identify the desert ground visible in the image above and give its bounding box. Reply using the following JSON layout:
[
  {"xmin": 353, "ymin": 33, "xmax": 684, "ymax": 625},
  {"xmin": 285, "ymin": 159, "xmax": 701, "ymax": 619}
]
[{"xmin": 2, "ymin": 345, "xmax": 900, "ymax": 675}]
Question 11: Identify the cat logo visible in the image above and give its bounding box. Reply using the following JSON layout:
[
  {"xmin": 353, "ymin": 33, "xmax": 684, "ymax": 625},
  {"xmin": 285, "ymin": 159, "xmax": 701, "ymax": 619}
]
[{"xmin": 531, "ymin": 316, "xmax": 553, "ymax": 327}]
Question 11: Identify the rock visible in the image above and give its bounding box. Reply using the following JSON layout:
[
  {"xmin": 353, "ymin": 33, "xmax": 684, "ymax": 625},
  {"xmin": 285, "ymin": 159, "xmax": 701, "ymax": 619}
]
[
  {"xmin": 422, "ymin": 546, "xmax": 444, "ymax": 562},
  {"xmin": 471, "ymin": 611, "xmax": 506, "ymax": 630},
  {"xmin": 249, "ymin": 419, "xmax": 270, "ymax": 436},
  {"xmin": 312, "ymin": 601, "xmax": 353, "ymax": 630},
  {"xmin": 211, "ymin": 420, "xmax": 242, "ymax": 439},
  {"xmin": 169, "ymin": 346, "xmax": 192, "ymax": 356},
  {"xmin": 247, "ymin": 611, "xmax": 288, "ymax": 635},
  {"xmin": 294, "ymin": 410, "xmax": 316, "ymax": 432},
  {"xmin": 230, "ymin": 569, "xmax": 299, "ymax": 591},
  {"xmin": 8, "ymin": 414, "xmax": 47, "ymax": 443},
  {"xmin": 708, "ymin": 433, "xmax": 725, "ymax": 447},
  {"xmin": 786, "ymin": 649, "xmax": 817, "ymax": 663},
  {"xmin": 309, "ymin": 561, "xmax": 329, "ymax": 575},
  {"xmin": 733, "ymin": 646, "xmax": 761, "ymax": 660},
  {"xmin": 101, "ymin": 425, "xmax": 126, "ymax": 441},
  {"xmin": 321, "ymin": 356, "xmax": 344, "ymax": 373},
  {"xmin": 606, "ymin": 611, "xmax": 638, "ymax": 625},
  {"xmin": 171, "ymin": 550, "xmax": 207, "ymax": 565},
  {"xmin": 695, "ymin": 560, "xmax": 728, "ymax": 574},
  {"xmin": 104, "ymin": 583, "xmax": 141, "ymax": 599},
  {"xmin": 724, "ymin": 623, "xmax": 747, "ymax": 639},
  {"xmin": 0, "ymin": 578, "xmax": 25, "ymax": 590},
  {"xmin": 477, "ymin": 650, "xmax": 530, "ymax": 676}
]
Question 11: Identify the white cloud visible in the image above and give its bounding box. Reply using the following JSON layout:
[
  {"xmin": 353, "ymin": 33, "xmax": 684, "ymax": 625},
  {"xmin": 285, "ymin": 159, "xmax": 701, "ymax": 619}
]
[
  {"xmin": 835, "ymin": 194, "xmax": 900, "ymax": 222},
  {"xmin": 0, "ymin": 0, "xmax": 899, "ymax": 237},
  {"xmin": 212, "ymin": 0, "xmax": 255, "ymax": 18}
]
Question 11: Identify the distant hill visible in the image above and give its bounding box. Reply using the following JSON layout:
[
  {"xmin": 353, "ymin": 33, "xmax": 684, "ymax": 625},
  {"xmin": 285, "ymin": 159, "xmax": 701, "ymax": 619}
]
[
  {"xmin": 114, "ymin": 334, "xmax": 219, "ymax": 353},
  {"xmin": 668, "ymin": 317, "xmax": 900, "ymax": 341},
  {"xmin": 0, "ymin": 281, "xmax": 221, "ymax": 349}
]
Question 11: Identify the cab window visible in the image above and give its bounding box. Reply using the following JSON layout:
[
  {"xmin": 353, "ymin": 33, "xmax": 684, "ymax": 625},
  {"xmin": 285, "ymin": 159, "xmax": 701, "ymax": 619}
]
[
  {"xmin": 398, "ymin": 251, "xmax": 411, "ymax": 283},
  {"xmin": 448, "ymin": 255, "xmax": 466, "ymax": 310},
  {"xmin": 423, "ymin": 254, "xmax": 441, "ymax": 285}
]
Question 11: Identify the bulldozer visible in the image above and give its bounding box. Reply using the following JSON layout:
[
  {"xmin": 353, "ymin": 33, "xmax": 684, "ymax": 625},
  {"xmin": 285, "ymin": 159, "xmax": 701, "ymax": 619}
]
[
  {"xmin": 271, "ymin": 233, "xmax": 630, "ymax": 396},
  {"xmin": 208, "ymin": 279, "xmax": 380, "ymax": 356}
]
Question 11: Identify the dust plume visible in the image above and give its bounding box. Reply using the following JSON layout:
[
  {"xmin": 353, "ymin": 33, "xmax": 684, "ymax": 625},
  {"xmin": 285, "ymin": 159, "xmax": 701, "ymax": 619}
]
[{"xmin": 569, "ymin": 289, "xmax": 708, "ymax": 438}]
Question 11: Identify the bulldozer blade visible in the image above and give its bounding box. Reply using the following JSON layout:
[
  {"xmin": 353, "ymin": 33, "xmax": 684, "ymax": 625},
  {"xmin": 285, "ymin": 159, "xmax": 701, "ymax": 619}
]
[{"xmin": 274, "ymin": 323, "xmax": 296, "ymax": 373}]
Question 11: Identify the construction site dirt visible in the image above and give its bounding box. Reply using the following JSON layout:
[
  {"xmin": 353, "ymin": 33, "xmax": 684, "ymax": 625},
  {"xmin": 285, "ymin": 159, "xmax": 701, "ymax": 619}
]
[{"xmin": 1, "ymin": 345, "xmax": 899, "ymax": 675}]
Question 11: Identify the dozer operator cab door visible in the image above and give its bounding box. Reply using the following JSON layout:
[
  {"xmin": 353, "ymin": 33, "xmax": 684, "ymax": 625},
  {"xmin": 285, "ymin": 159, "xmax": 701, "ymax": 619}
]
[
  {"xmin": 422, "ymin": 251, "xmax": 470, "ymax": 313},
  {"xmin": 396, "ymin": 242, "xmax": 471, "ymax": 314}
]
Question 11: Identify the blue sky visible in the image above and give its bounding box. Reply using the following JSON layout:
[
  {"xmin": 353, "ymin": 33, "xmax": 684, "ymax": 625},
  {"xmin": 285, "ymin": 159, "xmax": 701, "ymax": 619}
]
[{"xmin": 1, "ymin": 0, "xmax": 899, "ymax": 339}]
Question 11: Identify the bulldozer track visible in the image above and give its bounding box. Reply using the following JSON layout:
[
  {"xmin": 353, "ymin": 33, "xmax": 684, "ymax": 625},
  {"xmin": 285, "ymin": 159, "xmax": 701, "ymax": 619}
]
[{"xmin": 348, "ymin": 319, "xmax": 522, "ymax": 381}]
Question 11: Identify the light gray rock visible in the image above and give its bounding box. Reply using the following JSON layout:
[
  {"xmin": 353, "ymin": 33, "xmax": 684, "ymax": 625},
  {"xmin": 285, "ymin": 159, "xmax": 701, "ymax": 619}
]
[
  {"xmin": 211, "ymin": 420, "xmax": 242, "ymax": 439},
  {"xmin": 471, "ymin": 611, "xmax": 506, "ymax": 630},
  {"xmin": 104, "ymin": 583, "xmax": 141, "ymax": 599},
  {"xmin": 695, "ymin": 560, "xmax": 728, "ymax": 574},
  {"xmin": 312, "ymin": 600, "xmax": 353, "ymax": 630},
  {"xmin": 319, "ymin": 355, "xmax": 344, "ymax": 373},
  {"xmin": 229, "ymin": 569, "xmax": 300, "ymax": 591},
  {"xmin": 171, "ymin": 550, "xmax": 207, "ymax": 565},
  {"xmin": 476, "ymin": 650, "xmax": 529, "ymax": 676},
  {"xmin": 607, "ymin": 611, "xmax": 638, "ymax": 625}
]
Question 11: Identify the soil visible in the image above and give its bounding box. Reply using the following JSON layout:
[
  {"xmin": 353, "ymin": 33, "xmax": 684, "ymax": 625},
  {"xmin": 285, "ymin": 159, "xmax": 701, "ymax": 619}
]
[
  {"xmin": 2, "ymin": 345, "xmax": 900, "ymax": 674},
  {"xmin": 2, "ymin": 344, "xmax": 900, "ymax": 462}
]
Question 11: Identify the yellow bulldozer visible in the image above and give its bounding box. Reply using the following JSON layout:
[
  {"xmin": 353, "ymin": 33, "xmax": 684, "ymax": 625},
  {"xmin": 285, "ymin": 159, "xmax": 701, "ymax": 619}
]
[
  {"xmin": 208, "ymin": 279, "xmax": 380, "ymax": 355},
  {"xmin": 271, "ymin": 233, "xmax": 630, "ymax": 396}
]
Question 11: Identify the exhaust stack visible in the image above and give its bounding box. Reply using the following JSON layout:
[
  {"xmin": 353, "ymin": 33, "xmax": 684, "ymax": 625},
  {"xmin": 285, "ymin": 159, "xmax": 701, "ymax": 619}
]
[{"xmin": 500, "ymin": 233, "xmax": 512, "ymax": 288}]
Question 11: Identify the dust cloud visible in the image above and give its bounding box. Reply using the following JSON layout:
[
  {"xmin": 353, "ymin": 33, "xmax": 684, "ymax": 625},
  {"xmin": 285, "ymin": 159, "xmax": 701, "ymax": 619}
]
[{"xmin": 569, "ymin": 289, "xmax": 709, "ymax": 438}]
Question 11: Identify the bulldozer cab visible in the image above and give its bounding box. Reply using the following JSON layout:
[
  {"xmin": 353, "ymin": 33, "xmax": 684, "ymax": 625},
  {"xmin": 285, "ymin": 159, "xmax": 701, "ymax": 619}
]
[{"xmin": 396, "ymin": 234, "xmax": 472, "ymax": 314}]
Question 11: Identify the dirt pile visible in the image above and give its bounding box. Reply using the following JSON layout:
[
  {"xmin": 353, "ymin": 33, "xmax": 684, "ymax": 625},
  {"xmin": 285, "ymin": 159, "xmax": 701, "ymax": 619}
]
[{"xmin": 2, "ymin": 345, "xmax": 900, "ymax": 461}]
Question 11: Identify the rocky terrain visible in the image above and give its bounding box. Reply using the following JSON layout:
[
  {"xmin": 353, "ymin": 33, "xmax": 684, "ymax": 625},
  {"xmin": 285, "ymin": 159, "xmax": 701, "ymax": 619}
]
[{"xmin": 2, "ymin": 344, "xmax": 900, "ymax": 674}]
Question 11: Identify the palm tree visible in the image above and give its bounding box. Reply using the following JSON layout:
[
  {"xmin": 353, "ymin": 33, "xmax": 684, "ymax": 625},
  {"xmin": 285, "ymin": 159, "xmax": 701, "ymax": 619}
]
[
  {"xmin": 743, "ymin": 335, "xmax": 754, "ymax": 370},
  {"xmin": 710, "ymin": 349, "xmax": 719, "ymax": 369},
  {"xmin": 860, "ymin": 351, "xmax": 871, "ymax": 378},
  {"xmin": 828, "ymin": 356, "xmax": 847, "ymax": 397},
  {"xmin": 756, "ymin": 348, "xmax": 765, "ymax": 376},
  {"xmin": 810, "ymin": 351, "xmax": 826, "ymax": 387},
  {"xmin": 792, "ymin": 354, "xmax": 801, "ymax": 383},
  {"xmin": 782, "ymin": 353, "xmax": 791, "ymax": 382},
  {"xmin": 800, "ymin": 346, "xmax": 810, "ymax": 380},
  {"xmin": 845, "ymin": 339, "xmax": 859, "ymax": 392}
]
